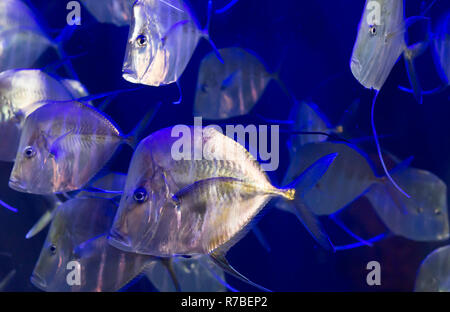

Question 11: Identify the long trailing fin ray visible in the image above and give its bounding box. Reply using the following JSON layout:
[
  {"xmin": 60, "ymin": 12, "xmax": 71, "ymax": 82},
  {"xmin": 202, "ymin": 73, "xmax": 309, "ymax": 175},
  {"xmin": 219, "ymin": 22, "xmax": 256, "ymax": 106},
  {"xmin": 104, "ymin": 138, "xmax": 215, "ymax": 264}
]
[
  {"xmin": 215, "ymin": 0, "xmax": 240, "ymax": 14},
  {"xmin": 201, "ymin": 0, "xmax": 224, "ymax": 63},
  {"xmin": 252, "ymin": 225, "xmax": 271, "ymax": 253},
  {"xmin": 329, "ymin": 214, "xmax": 372, "ymax": 247},
  {"xmin": 0, "ymin": 199, "xmax": 18, "ymax": 213},
  {"xmin": 334, "ymin": 233, "xmax": 389, "ymax": 251},
  {"xmin": 125, "ymin": 101, "xmax": 162, "ymax": 148},
  {"xmin": 26, "ymin": 209, "xmax": 55, "ymax": 239},
  {"xmin": 371, "ymin": 90, "xmax": 410, "ymax": 198},
  {"xmin": 210, "ymin": 251, "xmax": 271, "ymax": 292},
  {"xmin": 197, "ymin": 257, "xmax": 239, "ymax": 292}
]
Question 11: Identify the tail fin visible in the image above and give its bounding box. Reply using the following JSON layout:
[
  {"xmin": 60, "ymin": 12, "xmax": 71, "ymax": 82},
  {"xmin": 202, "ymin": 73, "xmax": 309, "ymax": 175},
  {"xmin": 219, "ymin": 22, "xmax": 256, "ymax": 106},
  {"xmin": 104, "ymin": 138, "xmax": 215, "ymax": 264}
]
[
  {"xmin": 52, "ymin": 24, "xmax": 81, "ymax": 81},
  {"xmin": 125, "ymin": 102, "xmax": 162, "ymax": 149},
  {"xmin": 285, "ymin": 153, "xmax": 338, "ymax": 251}
]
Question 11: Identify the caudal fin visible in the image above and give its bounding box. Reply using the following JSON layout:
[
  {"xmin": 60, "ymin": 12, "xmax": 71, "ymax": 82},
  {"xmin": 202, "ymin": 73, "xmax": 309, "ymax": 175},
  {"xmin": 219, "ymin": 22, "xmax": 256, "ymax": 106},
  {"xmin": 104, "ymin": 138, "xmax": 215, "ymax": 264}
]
[{"xmin": 284, "ymin": 153, "xmax": 338, "ymax": 251}]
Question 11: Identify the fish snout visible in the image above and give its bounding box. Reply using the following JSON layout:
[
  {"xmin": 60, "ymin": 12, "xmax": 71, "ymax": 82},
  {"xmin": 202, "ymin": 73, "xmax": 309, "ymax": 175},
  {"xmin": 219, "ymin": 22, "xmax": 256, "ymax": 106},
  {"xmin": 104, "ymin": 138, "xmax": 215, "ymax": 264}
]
[
  {"xmin": 122, "ymin": 69, "xmax": 139, "ymax": 84},
  {"xmin": 8, "ymin": 177, "xmax": 27, "ymax": 193},
  {"xmin": 350, "ymin": 57, "xmax": 362, "ymax": 78},
  {"xmin": 108, "ymin": 229, "xmax": 134, "ymax": 252},
  {"xmin": 30, "ymin": 273, "xmax": 47, "ymax": 290}
]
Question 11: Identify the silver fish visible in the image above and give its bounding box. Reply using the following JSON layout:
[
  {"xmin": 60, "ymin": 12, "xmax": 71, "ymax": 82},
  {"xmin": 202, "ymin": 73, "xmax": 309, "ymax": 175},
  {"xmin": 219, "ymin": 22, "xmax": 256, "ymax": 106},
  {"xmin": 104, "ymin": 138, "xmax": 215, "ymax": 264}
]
[
  {"xmin": 109, "ymin": 127, "xmax": 336, "ymax": 257},
  {"xmin": 0, "ymin": 69, "xmax": 85, "ymax": 162},
  {"xmin": 31, "ymin": 197, "xmax": 155, "ymax": 292},
  {"xmin": 122, "ymin": 0, "xmax": 208, "ymax": 86},
  {"xmin": 81, "ymin": 0, "xmax": 135, "ymax": 27},
  {"xmin": 9, "ymin": 101, "xmax": 132, "ymax": 194},
  {"xmin": 366, "ymin": 166, "xmax": 449, "ymax": 242},
  {"xmin": 415, "ymin": 245, "xmax": 450, "ymax": 292},
  {"xmin": 350, "ymin": 0, "xmax": 406, "ymax": 90},
  {"xmin": 194, "ymin": 47, "xmax": 272, "ymax": 120}
]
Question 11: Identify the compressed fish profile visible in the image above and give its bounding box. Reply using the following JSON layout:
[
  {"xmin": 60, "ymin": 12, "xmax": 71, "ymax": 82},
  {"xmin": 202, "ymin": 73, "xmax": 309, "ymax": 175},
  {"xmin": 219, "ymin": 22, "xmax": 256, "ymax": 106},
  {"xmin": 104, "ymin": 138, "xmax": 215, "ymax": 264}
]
[
  {"xmin": 81, "ymin": 0, "xmax": 135, "ymax": 27},
  {"xmin": 366, "ymin": 167, "xmax": 449, "ymax": 242},
  {"xmin": 415, "ymin": 245, "xmax": 450, "ymax": 292},
  {"xmin": 0, "ymin": 0, "xmax": 41, "ymax": 31},
  {"xmin": 122, "ymin": 0, "xmax": 217, "ymax": 87},
  {"xmin": 350, "ymin": 0, "xmax": 406, "ymax": 91},
  {"xmin": 193, "ymin": 47, "xmax": 273, "ymax": 119},
  {"xmin": 109, "ymin": 126, "xmax": 336, "ymax": 290},
  {"xmin": 8, "ymin": 101, "xmax": 133, "ymax": 195},
  {"xmin": 31, "ymin": 197, "xmax": 156, "ymax": 292},
  {"xmin": 0, "ymin": 69, "xmax": 85, "ymax": 162}
]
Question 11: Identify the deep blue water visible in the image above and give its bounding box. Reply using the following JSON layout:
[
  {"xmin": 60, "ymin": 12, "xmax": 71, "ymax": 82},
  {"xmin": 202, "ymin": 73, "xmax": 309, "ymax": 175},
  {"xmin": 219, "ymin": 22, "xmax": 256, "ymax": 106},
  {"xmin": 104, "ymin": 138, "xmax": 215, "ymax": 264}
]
[{"xmin": 0, "ymin": 0, "xmax": 449, "ymax": 292}]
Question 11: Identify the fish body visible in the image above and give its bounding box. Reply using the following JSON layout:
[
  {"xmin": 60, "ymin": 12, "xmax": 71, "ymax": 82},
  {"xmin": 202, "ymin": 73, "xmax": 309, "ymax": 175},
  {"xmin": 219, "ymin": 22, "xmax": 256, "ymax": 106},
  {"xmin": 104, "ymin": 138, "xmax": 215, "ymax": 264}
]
[
  {"xmin": 350, "ymin": 0, "xmax": 406, "ymax": 90},
  {"xmin": 109, "ymin": 126, "xmax": 290, "ymax": 256},
  {"xmin": 0, "ymin": 0, "xmax": 41, "ymax": 31},
  {"xmin": 194, "ymin": 48, "xmax": 272, "ymax": 119},
  {"xmin": 415, "ymin": 245, "xmax": 450, "ymax": 292},
  {"xmin": 31, "ymin": 197, "xmax": 155, "ymax": 292},
  {"xmin": 122, "ymin": 0, "xmax": 204, "ymax": 86},
  {"xmin": 0, "ymin": 69, "xmax": 81, "ymax": 161},
  {"xmin": 9, "ymin": 101, "xmax": 127, "ymax": 194},
  {"xmin": 366, "ymin": 167, "xmax": 449, "ymax": 242}
]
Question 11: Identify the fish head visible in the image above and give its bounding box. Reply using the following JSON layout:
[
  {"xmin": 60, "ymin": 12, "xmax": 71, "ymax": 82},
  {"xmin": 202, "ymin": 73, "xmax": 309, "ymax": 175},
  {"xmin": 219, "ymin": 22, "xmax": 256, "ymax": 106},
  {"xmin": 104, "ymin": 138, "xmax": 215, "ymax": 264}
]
[
  {"xmin": 122, "ymin": 1, "xmax": 158, "ymax": 85},
  {"xmin": 9, "ymin": 114, "xmax": 57, "ymax": 194},
  {"xmin": 109, "ymin": 141, "xmax": 168, "ymax": 253},
  {"xmin": 31, "ymin": 206, "xmax": 73, "ymax": 291}
]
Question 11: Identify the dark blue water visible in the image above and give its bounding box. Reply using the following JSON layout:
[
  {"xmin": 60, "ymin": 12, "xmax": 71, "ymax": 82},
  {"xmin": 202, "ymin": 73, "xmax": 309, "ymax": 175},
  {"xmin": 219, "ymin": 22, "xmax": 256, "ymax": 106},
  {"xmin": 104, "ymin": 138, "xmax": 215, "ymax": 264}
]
[{"xmin": 0, "ymin": 0, "xmax": 449, "ymax": 292}]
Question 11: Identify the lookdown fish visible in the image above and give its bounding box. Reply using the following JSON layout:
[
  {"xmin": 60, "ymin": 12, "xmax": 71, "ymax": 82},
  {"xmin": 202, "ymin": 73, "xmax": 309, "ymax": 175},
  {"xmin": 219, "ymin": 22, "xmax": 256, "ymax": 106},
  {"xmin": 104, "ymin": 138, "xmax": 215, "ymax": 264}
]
[
  {"xmin": 0, "ymin": 69, "xmax": 85, "ymax": 162},
  {"xmin": 415, "ymin": 245, "xmax": 450, "ymax": 292},
  {"xmin": 108, "ymin": 126, "xmax": 337, "ymax": 291},
  {"xmin": 144, "ymin": 255, "xmax": 229, "ymax": 292},
  {"xmin": 31, "ymin": 197, "xmax": 158, "ymax": 292},
  {"xmin": 350, "ymin": 0, "xmax": 428, "ymax": 102},
  {"xmin": 0, "ymin": 0, "xmax": 68, "ymax": 73},
  {"xmin": 194, "ymin": 47, "xmax": 285, "ymax": 120},
  {"xmin": 366, "ymin": 165, "xmax": 449, "ymax": 242},
  {"xmin": 122, "ymin": 0, "xmax": 221, "ymax": 87},
  {"xmin": 81, "ymin": 0, "xmax": 135, "ymax": 27},
  {"xmin": 8, "ymin": 100, "xmax": 157, "ymax": 195}
]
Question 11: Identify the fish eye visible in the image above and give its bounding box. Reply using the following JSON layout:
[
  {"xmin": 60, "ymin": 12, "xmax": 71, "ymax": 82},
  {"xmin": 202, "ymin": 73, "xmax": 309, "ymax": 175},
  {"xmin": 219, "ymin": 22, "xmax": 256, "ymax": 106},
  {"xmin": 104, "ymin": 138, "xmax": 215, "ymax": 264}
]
[
  {"xmin": 49, "ymin": 244, "xmax": 57, "ymax": 255},
  {"xmin": 369, "ymin": 25, "xmax": 377, "ymax": 36},
  {"xmin": 136, "ymin": 35, "xmax": 148, "ymax": 47},
  {"xmin": 24, "ymin": 146, "xmax": 36, "ymax": 159},
  {"xmin": 133, "ymin": 187, "xmax": 148, "ymax": 204}
]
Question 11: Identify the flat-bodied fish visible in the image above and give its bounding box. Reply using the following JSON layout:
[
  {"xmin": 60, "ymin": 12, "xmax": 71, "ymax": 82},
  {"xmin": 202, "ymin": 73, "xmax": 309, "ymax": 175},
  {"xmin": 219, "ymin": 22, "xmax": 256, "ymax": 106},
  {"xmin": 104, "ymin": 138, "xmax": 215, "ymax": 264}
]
[
  {"xmin": 415, "ymin": 245, "xmax": 450, "ymax": 292},
  {"xmin": 81, "ymin": 0, "xmax": 135, "ymax": 27},
  {"xmin": 123, "ymin": 0, "xmax": 218, "ymax": 87},
  {"xmin": 193, "ymin": 47, "xmax": 272, "ymax": 119},
  {"xmin": 9, "ymin": 101, "xmax": 136, "ymax": 194},
  {"xmin": 108, "ymin": 126, "xmax": 336, "ymax": 290},
  {"xmin": 350, "ymin": 0, "xmax": 406, "ymax": 91},
  {"xmin": 0, "ymin": 69, "xmax": 80, "ymax": 161},
  {"xmin": 31, "ymin": 197, "xmax": 157, "ymax": 292},
  {"xmin": 366, "ymin": 166, "xmax": 449, "ymax": 242}
]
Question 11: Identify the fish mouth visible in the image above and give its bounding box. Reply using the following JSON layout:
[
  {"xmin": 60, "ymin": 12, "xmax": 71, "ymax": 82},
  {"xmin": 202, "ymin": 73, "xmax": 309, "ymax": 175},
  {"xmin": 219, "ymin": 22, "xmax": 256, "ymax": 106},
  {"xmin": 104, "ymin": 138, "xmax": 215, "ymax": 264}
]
[
  {"xmin": 8, "ymin": 178, "xmax": 27, "ymax": 193},
  {"xmin": 350, "ymin": 57, "xmax": 362, "ymax": 78},
  {"xmin": 30, "ymin": 273, "xmax": 47, "ymax": 290},
  {"xmin": 107, "ymin": 230, "xmax": 134, "ymax": 252},
  {"xmin": 122, "ymin": 69, "xmax": 140, "ymax": 84}
]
